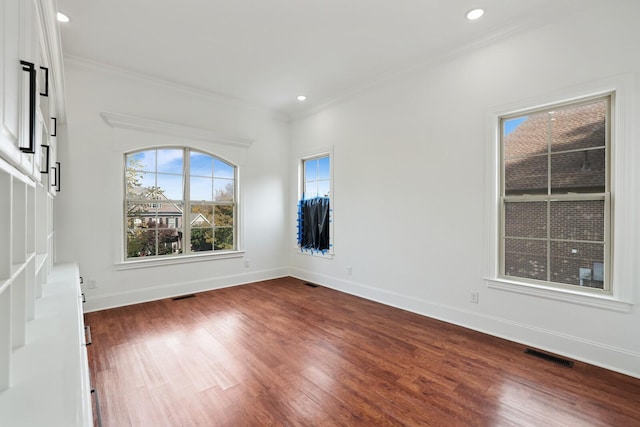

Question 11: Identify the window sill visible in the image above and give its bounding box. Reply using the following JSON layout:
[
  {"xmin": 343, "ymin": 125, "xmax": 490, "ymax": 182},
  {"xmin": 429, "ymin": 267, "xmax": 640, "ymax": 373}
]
[
  {"xmin": 485, "ymin": 277, "xmax": 633, "ymax": 313},
  {"xmin": 295, "ymin": 248, "xmax": 334, "ymax": 260},
  {"xmin": 115, "ymin": 250, "xmax": 245, "ymax": 270}
]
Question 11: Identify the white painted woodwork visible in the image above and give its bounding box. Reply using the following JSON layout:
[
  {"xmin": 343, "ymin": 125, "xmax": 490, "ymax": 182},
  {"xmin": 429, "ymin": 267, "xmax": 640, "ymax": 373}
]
[
  {"xmin": 0, "ymin": 0, "xmax": 22, "ymax": 162},
  {"xmin": 0, "ymin": 171, "xmax": 11, "ymax": 280},
  {"xmin": 0, "ymin": 1, "xmax": 88, "ymax": 423},
  {"xmin": 10, "ymin": 268, "xmax": 26, "ymax": 349},
  {"xmin": 56, "ymin": 0, "xmax": 581, "ymax": 116},
  {"xmin": 0, "ymin": 285, "xmax": 11, "ymax": 391},
  {"xmin": 11, "ymin": 180, "xmax": 27, "ymax": 265},
  {"xmin": 0, "ymin": 264, "xmax": 92, "ymax": 427}
]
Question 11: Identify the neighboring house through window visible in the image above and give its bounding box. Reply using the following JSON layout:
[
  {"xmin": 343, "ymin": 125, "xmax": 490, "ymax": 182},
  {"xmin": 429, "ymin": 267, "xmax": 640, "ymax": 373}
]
[
  {"xmin": 499, "ymin": 95, "xmax": 610, "ymax": 291},
  {"xmin": 125, "ymin": 147, "xmax": 236, "ymax": 260}
]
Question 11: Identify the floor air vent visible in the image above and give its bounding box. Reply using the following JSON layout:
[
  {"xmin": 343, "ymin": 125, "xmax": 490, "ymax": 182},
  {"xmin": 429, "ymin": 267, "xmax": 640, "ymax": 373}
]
[
  {"xmin": 304, "ymin": 282, "xmax": 319, "ymax": 288},
  {"xmin": 524, "ymin": 348, "xmax": 573, "ymax": 367},
  {"xmin": 172, "ymin": 294, "xmax": 196, "ymax": 301}
]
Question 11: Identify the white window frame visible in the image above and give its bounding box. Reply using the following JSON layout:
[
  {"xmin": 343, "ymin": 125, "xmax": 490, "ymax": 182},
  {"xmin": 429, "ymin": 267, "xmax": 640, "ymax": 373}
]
[
  {"xmin": 499, "ymin": 95, "xmax": 611, "ymax": 292},
  {"xmin": 302, "ymin": 154, "xmax": 331, "ymax": 199},
  {"xmin": 484, "ymin": 76, "xmax": 636, "ymax": 312},
  {"xmin": 101, "ymin": 112, "xmax": 252, "ymax": 270},
  {"xmin": 123, "ymin": 146, "xmax": 239, "ymax": 264},
  {"xmin": 297, "ymin": 148, "xmax": 334, "ymax": 257}
]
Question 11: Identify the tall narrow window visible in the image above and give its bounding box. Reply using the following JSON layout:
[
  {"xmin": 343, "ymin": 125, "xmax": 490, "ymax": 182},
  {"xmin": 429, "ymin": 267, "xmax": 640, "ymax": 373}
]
[
  {"xmin": 125, "ymin": 148, "xmax": 236, "ymax": 260},
  {"xmin": 298, "ymin": 155, "xmax": 331, "ymax": 253},
  {"xmin": 499, "ymin": 96, "xmax": 610, "ymax": 291}
]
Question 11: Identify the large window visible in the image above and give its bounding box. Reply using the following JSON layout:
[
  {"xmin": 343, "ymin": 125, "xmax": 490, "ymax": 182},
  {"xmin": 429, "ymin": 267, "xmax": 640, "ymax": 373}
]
[
  {"xmin": 499, "ymin": 95, "xmax": 610, "ymax": 291},
  {"xmin": 125, "ymin": 147, "xmax": 236, "ymax": 260}
]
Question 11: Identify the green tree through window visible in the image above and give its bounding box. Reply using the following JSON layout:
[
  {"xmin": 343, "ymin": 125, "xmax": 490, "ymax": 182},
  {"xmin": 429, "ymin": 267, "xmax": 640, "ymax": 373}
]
[{"xmin": 125, "ymin": 148, "xmax": 236, "ymax": 260}]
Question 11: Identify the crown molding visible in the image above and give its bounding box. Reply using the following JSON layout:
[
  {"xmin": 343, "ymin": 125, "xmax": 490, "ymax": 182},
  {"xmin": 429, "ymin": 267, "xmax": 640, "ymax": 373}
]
[
  {"xmin": 65, "ymin": 55, "xmax": 289, "ymax": 122},
  {"xmin": 100, "ymin": 112, "xmax": 254, "ymax": 148},
  {"xmin": 291, "ymin": 0, "xmax": 586, "ymax": 122}
]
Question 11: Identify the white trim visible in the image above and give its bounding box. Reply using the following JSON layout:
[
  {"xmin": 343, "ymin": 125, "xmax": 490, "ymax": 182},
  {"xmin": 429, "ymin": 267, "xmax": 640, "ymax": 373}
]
[
  {"xmin": 485, "ymin": 73, "xmax": 637, "ymax": 309},
  {"xmin": 116, "ymin": 250, "xmax": 245, "ymax": 270},
  {"xmin": 121, "ymin": 145, "xmax": 242, "ymax": 263},
  {"xmin": 296, "ymin": 146, "xmax": 335, "ymax": 256},
  {"xmin": 65, "ymin": 55, "xmax": 288, "ymax": 122},
  {"xmin": 289, "ymin": 267, "xmax": 640, "ymax": 379},
  {"xmin": 290, "ymin": 1, "xmax": 580, "ymax": 121},
  {"xmin": 0, "ymin": 156, "xmax": 34, "ymax": 185},
  {"xmin": 298, "ymin": 146, "xmax": 333, "ymax": 163},
  {"xmin": 294, "ymin": 249, "xmax": 334, "ymax": 260},
  {"xmin": 101, "ymin": 112, "xmax": 254, "ymax": 148},
  {"xmin": 486, "ymin": 278, "xmax": 632, "ymax": 312},
  {"xmin": 83, "ymin": 267, "xmax": 288, "ymax": 312}
]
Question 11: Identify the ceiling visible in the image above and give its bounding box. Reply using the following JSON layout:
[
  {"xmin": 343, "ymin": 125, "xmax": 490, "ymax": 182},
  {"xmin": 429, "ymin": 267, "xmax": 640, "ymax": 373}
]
[{"xmin": 56, "ymin": 0, "xmax": 579, "ymax": 118}]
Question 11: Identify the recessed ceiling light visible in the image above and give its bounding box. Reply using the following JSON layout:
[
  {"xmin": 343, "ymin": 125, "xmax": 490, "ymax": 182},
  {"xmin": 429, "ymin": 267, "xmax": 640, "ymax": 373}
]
[
  {"xmin": 57, "ymin": 12, "xmax": 70, "ymax": 23},
  {"xmin": 466, "ymin": 8, "xmax": 484, "ymax": 20},
  {"xmin": 297, "ymin": 95, "xmax": 307, "ymax": 101}
]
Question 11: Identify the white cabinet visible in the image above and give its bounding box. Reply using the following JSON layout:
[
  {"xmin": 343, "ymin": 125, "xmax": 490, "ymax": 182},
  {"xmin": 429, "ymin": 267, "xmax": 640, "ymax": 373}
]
[
  {"xmin": 0, "ymin": 0, "xmax": 40, "ymax": 176},
  {"xmin": 0, "ymin": 0, "xmax": 24, "ymax": 164},
  {"xmin": 0, "ymin": 163, "xmax": 35, "ymax": 392},
  {"xmin": 0, "ymin": 264, "xmax": 93, "ymax": 427},
  {"xmin": 1, "ymin": 0, "xmax": 61, "ymax": 185},
  {"xmin": 0, "ymin": 0, "xmax": 87, "ymax": 425}
]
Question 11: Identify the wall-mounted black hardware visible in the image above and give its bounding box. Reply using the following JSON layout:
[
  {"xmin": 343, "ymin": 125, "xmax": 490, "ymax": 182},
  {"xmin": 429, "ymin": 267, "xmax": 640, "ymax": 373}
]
[
  {"xmin": 51, "ymin": 117, "xmax": 57, "ymax": 137},
  {"xmin": 81, "ymin": 293, "xmax": 85, "ymax": 303},
  {"xmin": 51, "ymin": 166, "xmax": 57, "ymax": 188},
  {"xmin": 39, "ymin": 66, "xmax": 49, "ymax": 97},
  {"xmin": 20, "ymin": 60, "xmax": 36, "ymax": 154},
  {"xmin": 79, "ymin": 276, "xmax": 84, "ymax": 284},
  {"xmin": 55, "ymin": 161, "xmax": 61, "ymax": 192},
  {"xmin": 40, "ymin": 145, "xmax": 50, "ymax": 174}
]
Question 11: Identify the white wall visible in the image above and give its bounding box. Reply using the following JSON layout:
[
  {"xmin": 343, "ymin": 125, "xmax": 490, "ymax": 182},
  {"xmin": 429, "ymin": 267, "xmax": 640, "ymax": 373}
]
[
  {"xmin": 289, "ymin": 2, "xmax": 640, "ymax": 377},
  {"xmin": 56, "ymin": 60, "xmax": 291, "ymax": 311},
  {"xmin": 56, "ymin": 1, "xmax": 640, "ymax": 378}
]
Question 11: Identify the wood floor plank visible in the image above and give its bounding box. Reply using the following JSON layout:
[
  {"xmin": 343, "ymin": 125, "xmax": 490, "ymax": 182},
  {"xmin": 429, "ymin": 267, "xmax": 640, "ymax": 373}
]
[{"xmin": 86, "ymin": 277, "xmax": 640, "ymax": 426}]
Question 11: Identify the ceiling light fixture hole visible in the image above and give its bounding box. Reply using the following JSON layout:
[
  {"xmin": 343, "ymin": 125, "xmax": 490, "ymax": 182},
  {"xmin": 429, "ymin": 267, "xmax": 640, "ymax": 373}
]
[
  {"xmin": 57, "ymin": 12, "xmax": 70, "ymax": 23},
  {"xmin": 466, "ymin": 8, "xmax": 484, "ymax": 20}
]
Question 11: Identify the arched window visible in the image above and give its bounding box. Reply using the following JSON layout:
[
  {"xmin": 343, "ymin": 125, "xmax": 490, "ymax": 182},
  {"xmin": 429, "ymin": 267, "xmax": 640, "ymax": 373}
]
[{"xmin": 125, "ymin": 147, "xmax": 236, "ymax": 260}]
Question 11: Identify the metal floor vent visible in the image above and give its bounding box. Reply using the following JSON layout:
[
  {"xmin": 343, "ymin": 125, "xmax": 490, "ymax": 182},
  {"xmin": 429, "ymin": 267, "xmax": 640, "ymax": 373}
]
[
  {"xmin": 304, "ymin": 282, "xmax": 319, "ymax": 288},
  {"xmin": 525, "ymin": 348, "xmax": 574, "ymax": 367},
  {"xmin": 172, "ymin": 294, "xmax": 196, "ymax": 301}
]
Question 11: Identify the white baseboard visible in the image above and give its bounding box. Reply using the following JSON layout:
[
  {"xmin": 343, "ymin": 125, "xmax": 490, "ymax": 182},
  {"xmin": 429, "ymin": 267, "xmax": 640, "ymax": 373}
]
[
  {"xmin": 289, "ymin": 267, "xmax": 640, "ymax": 379},
  {"xmin": 83, "ymin": 267, "xmax": 289, "ymax": 312}
]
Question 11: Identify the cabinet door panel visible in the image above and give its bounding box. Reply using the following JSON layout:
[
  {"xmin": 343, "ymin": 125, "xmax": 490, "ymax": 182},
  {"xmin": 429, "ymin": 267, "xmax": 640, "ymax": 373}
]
[
  {"xmin": 1, "ymin": 0, "xmax": 21, "ymax": 159},
  {"xmin": 1, "ymin": 0, "xmax": 39, "ymax": 176}
]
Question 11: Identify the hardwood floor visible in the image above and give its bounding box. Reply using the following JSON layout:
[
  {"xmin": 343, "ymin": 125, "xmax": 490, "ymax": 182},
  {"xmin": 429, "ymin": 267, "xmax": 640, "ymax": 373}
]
[{"xmin": 85, "ymin": 277, "xmax": 640, "ymax": 426}]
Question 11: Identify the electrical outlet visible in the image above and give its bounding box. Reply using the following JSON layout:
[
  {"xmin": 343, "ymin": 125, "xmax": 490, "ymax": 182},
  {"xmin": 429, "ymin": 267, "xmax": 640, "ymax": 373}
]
[
  {"xmin": 89, "ymin": 280, "xmax": 98, "ymax": 289},
  {"xmin": 347, "ymin": 266, "xmax": 353, "ymax": 275},
  {"xmin": 470, "ymin": 291, "xmax": 479, "ymax": 304},
  {"xmin": 244, "ymin": 259, "xmax": 250, "ymax": 268}
]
